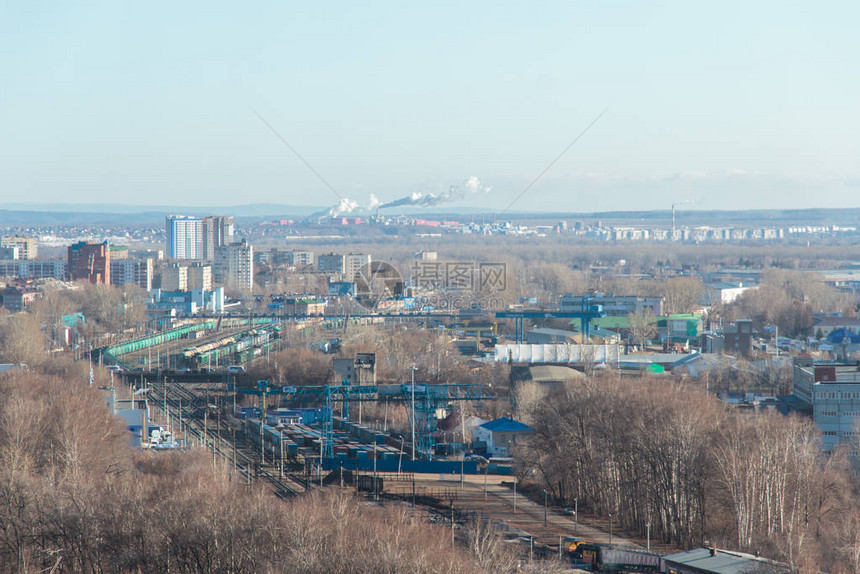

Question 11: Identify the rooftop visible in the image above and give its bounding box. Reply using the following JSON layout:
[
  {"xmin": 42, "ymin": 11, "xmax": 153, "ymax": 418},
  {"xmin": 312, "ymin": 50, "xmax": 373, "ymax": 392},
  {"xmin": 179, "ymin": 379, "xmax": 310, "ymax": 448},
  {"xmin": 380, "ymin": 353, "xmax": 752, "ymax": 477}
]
[
  {"xmin": 479, "ymin": 417, "xmax": 534, "ymax": 433},
  {"xmin": 663, "ymin": 547, "xmax": 790, "ymax": 574}
]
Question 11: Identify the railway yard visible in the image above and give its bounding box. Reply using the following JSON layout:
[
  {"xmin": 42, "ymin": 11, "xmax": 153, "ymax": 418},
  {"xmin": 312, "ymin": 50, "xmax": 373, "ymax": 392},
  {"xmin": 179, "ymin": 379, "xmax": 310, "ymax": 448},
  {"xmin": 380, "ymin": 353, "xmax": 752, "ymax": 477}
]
[{"xmin": 101, "ymin": 319, "xmax": 672, "ymax": 569}]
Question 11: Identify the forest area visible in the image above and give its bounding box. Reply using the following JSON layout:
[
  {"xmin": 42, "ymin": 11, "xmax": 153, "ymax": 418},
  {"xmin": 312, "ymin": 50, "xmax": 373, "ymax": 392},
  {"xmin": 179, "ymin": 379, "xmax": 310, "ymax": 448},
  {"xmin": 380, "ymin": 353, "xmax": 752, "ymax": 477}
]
[
  {"xmin": 517, "ymin": 374, "xmax": 860, "ymax": 573},
  {"xmin": 0, "ymin": 370, "xmax": 522, "ymax": 573}
]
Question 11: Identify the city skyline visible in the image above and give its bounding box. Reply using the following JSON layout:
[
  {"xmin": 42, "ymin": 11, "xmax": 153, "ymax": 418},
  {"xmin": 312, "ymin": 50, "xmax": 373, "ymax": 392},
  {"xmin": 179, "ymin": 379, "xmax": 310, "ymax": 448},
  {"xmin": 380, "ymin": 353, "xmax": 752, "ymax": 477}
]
[{"xmin": 3, "ymin": 2, "xmax": 859, "ymax": 212}]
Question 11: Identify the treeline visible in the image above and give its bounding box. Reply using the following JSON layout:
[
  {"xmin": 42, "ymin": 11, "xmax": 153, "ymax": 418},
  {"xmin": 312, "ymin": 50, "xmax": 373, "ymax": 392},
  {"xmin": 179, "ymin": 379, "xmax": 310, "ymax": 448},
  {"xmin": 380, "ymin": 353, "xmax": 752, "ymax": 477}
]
[
  {"xmin": 521, "ymin": 375, "xmax": 860, "ymax": 572},
  {"xmin": 0, "ymin": 371, "xmax": 502, "ymax": 573}
]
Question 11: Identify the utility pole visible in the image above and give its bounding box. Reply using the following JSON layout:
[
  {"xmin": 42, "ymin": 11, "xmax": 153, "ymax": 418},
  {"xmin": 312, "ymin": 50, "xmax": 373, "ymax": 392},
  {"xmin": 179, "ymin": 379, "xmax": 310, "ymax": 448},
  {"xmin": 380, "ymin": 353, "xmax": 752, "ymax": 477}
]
[
  {"xmin": 609, "ymin": 512, "xmax": 613, "ymax": 546},
  {"xmin": 409, "ymin": 366, "xmax": 418, "ymax": 461},
  {"xmin": 646, "ymin": 521, "xmax": 651, "ymax": 552},
  {"xmin": 574, "ymin": 497, "xmax": 578, "ymax": 536},
  {"xmin": 544, "ymin": 490, "xmax": 548, "ymax": 527}
]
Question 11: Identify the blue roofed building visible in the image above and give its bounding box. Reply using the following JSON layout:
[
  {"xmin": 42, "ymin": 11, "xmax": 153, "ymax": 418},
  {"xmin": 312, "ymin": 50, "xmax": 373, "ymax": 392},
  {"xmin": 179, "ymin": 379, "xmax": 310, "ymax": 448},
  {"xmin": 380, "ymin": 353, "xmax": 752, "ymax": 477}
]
[{"xmin": 472, "ymin": 417, "xmax": 534, "ymax": 458}]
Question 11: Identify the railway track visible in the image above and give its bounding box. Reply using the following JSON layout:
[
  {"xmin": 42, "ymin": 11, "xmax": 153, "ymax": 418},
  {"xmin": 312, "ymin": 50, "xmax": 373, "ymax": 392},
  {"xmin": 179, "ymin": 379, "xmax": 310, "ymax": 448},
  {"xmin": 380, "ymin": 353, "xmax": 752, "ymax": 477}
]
[{"xmin": 147, "ymin": 380, "xmax": 308, "ymax": 498}]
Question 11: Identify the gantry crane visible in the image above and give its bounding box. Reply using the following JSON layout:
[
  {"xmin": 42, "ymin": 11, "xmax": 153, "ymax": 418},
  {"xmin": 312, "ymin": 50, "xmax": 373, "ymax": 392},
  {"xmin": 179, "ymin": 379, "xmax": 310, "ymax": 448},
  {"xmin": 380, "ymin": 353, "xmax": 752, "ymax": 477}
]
[{"xmin": 231, "ymin": 378, "xmax": 491, "ymax": 460}]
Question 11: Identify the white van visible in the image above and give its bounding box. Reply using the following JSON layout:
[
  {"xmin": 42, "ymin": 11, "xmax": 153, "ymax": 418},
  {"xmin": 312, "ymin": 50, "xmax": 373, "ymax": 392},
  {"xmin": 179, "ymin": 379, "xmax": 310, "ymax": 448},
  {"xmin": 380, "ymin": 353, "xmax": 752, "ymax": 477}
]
[{"xmin": 228, "ymin": 365, "xmax": 245, "ymax": 374}]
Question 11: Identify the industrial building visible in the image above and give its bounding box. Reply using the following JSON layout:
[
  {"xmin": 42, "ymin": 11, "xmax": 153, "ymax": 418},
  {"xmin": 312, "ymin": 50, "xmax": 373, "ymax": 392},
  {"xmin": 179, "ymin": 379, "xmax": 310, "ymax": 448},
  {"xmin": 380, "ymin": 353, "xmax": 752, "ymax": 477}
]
[
  {"xmin": 148, "ymin": 287, "xmax": 225, "ymax": 315},
  {"xmin": 559, "ymin": 293, "xmax": 663, "ymax": 317}
]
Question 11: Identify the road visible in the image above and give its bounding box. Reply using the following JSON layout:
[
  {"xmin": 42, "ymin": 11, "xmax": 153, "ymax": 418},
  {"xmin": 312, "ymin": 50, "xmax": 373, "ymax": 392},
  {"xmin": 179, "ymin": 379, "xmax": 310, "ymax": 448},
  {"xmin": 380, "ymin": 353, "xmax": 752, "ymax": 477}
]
[{"xmin": 382, "ymin": 473, "xmax": 645, "ymax": 552}]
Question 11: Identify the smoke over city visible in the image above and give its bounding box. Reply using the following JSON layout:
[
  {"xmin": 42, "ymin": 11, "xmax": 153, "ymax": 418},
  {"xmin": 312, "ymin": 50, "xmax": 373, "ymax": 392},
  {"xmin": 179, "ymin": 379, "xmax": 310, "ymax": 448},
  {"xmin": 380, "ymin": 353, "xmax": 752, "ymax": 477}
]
[
  {"xmin": 380, "ymin": 176, "xmax": 492, "ymax": 209},
  {"xmin": 313, "ymin": 177, "xmax": 491, "ymax": 221}
]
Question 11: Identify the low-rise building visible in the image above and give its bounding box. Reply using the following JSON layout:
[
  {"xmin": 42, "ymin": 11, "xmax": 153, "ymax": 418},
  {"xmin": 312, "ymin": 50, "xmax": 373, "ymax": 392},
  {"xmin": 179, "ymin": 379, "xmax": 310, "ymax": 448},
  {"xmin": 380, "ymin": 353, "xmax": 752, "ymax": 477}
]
[
  {"xmin": 723, "ymin": 320, "xmax": 753, "ymax": 356},
  {"xmin": 662, "ymin": 547, "xmax": 789, "ymax": 574},
  {"xmin": 149, "ymin": 287, "xmax": 225, "ymax": 315},
  {"xmin": 526, "ymin": 328, "xmax": 579, "ymax": 344},
  {"xmin": 1, "ymin": 285, "xmax": 40, "ymax": 311},
  {"xmin": 472, "ymin": 417, "xmax": 534, "ymax": 458}
]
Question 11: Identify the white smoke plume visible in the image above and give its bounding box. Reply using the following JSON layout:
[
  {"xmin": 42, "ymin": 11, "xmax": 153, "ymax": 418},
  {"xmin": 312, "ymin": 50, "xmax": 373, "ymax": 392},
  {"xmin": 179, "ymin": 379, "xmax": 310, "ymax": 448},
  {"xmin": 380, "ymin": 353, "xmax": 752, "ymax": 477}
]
[
  {"xmin": 380, "ymin": 176, "xmax": 491, "ymax": 209},
  {"xmin": 367, "ymin": 194, "xmax": 382, "ymax": 212},
  {"xmin": 328, "ymin": 198, "xmax": 359, "ymax": 217}
]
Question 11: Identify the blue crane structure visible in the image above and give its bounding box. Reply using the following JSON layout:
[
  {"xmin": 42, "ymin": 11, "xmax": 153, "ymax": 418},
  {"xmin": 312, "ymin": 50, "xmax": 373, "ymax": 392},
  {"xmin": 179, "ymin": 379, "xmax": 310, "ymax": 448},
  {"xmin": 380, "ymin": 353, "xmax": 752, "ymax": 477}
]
[
  {"xmin": 495, "ymin": 297, "xmax": 605, "ymax": 343},
  {"xmin": 232, "ymin": 378, "xmax": 491, "ymax": 460}
]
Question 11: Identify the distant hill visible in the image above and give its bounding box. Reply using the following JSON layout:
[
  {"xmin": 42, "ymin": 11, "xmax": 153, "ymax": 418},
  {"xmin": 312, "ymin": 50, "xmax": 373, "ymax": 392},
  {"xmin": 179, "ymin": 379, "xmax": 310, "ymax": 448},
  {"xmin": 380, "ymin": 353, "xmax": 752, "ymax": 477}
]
[{"xmin": 2, "ymin": 203, "xmax": 859, "ymax": 227}]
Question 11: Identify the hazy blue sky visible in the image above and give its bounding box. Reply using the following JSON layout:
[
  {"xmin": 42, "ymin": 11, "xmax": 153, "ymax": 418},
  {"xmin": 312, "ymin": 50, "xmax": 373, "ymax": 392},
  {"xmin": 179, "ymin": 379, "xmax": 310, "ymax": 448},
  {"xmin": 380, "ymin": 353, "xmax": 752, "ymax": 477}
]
[{"xmin": 2, "ymin": 2, "xmax": 858, "ymax": 213}]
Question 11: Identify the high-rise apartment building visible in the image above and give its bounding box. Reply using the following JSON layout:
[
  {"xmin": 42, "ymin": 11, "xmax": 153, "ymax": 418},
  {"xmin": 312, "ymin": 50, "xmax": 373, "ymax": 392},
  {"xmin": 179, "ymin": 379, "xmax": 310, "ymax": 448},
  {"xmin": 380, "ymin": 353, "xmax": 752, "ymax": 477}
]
[
  {"xmin": 111, "ymin": 259, "xmax": 153, "ymax": 291},
  {"xmin": 162, "ymin": 264, "xmax": 188, "ymax": 291},
  {"xmin": 166, "ymin": 215, "xmax": 203, "ymax": 260},
  {"xmin": 187, "ymin": 263, "xmax": 212, "ymax": 290},
  {"xmin": 214, "ymin": 239, "xmax": 254, "ymax": 291},
  {"xmin": 1, "ymin": 236, "xmax": 38, "ymax": 260},
  {"xmin": 201, "ymin": 216, "xmax": 234, "ymax": 260},
  {"xmin": 68, "ymin": 241, "xmax": 110, "ymax": 284}
]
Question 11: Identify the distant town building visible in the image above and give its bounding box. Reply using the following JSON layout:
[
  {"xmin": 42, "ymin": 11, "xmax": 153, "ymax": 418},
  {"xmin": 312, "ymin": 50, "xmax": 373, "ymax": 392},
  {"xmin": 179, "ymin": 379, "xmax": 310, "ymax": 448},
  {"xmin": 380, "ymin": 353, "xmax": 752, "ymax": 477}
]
[
  {"xmin": 214, "ymin": 240, "xmax": 254, "ymax": 291},
  {"xmin": 165, "ymin": 215, "xmax": 203, "ymax": 260},
  {"xmin": 1, "ymin": 236, "xmax": 38, "ymax": 260},
  {"xmin": 345, "ymin": 253, "xmax": 371, "ymax": 281},
  {"xmin": 110, "ymin": 259, "xmax": 153, "ymax": 291},
  {"xmin": 108, "ymin": 244, "xmax": 129, "ymax": 260},
  {"xmin": 413, "ymin": 251, "xmax": 437, "ymax": 261},
  {"xmin": 317, "ymin": 253, "xmax": 345, "ymax": 275},
  {"xmin": 201, "ymin": 216, "xmax": 234, "ymax": 260},
  {"xmin": 290, "ymin": 250, "xmax": 315, "ymax": 267},
  {"xmin": 68, "ymin": 241, "xmax": 110, "ymax": 284}
]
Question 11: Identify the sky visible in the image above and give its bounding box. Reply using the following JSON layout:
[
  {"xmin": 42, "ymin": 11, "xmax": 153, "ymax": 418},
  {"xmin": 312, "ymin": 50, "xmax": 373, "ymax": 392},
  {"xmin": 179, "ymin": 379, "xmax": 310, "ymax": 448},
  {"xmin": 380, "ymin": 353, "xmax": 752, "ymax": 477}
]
[{"xmin": 2, "ymin": 2, "xmax": 859, "ymax": 213}]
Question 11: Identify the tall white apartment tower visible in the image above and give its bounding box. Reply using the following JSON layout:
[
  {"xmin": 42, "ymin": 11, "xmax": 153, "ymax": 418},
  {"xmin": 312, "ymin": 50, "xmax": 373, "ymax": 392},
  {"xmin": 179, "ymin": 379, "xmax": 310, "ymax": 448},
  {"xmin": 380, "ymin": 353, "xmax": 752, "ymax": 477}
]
[
  {"xmin": 166, "ymin": 215, "xmax": 203, "ymax": 260},
  {"xmin": 202, "ymin": 216, "xmax": 235, "ymax": 260}
]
